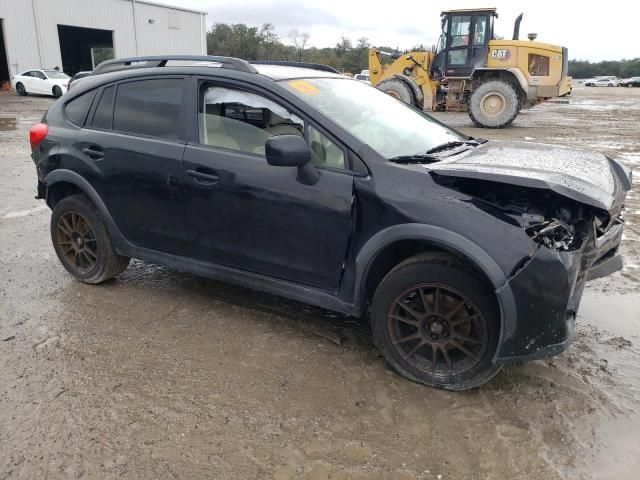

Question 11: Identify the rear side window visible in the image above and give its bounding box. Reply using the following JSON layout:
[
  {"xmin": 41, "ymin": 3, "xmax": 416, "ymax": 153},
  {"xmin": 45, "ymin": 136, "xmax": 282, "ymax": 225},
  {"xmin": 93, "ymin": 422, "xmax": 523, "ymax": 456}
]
[
  {"xmin": 91, "ymin": 86, "xmax": 115, "ymax": 130},
  {"xmin": 65, "ymin": 90, "xmax": 96, "ymax": 126},
  {"xmin": 113, "ymin": 79, "xmax": 183, "ymax": 140}
]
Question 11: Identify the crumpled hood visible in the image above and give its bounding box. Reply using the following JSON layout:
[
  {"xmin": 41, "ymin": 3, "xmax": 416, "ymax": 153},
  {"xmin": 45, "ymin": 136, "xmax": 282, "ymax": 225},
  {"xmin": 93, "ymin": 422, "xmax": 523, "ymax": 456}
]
[{"xmin": 427, "ymin": 141, "xmax": 632, "ymax": 212}]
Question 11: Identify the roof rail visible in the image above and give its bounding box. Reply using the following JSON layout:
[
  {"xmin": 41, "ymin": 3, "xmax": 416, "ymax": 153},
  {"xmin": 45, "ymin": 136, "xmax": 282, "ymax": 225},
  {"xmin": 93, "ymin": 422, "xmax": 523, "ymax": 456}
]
[
  {"xmin": 93, "ymin": 55, "xmax": 258, "ymax": 75},
  {"xmin": 250, "ymin": 61, "xmax": 340, "ymax": 74}
]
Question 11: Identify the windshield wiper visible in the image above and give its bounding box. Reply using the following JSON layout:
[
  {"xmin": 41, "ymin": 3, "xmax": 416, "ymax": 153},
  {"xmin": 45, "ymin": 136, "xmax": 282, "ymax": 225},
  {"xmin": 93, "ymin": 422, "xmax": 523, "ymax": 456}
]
[
  {"xmin": 425, "ymin": 140, "xmax": 479, "ymax": 155},
  {"xmin": 389, "ymin": 154, "xmax": 440, "ymax": 164}
]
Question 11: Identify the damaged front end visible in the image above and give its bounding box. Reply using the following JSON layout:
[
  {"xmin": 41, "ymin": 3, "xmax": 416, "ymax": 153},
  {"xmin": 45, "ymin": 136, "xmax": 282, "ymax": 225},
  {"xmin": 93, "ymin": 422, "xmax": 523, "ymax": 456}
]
[{"xmin": 433, "ymin": 175, "xmax": 629, "ymax": 362}]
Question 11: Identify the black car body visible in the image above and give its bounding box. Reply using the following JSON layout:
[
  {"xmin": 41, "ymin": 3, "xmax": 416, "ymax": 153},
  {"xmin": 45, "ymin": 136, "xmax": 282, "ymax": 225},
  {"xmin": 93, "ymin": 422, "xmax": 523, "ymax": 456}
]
[
  {"xmin": 30, "ymin": 56, "xmax": 632, "ymax": 390},
  {"xmin": 619, "ymin": 77, "xmax": 640, "ymax": 87},
  {"xmin": 66, "ymin": 71, "xmax": 92, "ymax": 91}
]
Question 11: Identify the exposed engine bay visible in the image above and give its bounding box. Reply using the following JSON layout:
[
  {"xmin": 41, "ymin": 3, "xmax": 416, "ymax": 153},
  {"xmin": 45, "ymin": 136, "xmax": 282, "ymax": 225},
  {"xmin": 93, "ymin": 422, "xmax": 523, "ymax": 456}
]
[{"xmin": 433, "ymin": 176, "xmax": 609, "ymax": 252}]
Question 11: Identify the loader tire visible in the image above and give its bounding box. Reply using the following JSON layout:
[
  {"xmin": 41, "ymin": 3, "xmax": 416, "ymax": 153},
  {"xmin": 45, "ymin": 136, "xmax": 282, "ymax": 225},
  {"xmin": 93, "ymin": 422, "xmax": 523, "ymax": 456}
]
[
  {"xmin": 468, "ymin": 80, "xmax": 520, "ymax": 128},
  {"xmin": 377, "ymin": 78, "xmax": 415, "ymax": 106}
]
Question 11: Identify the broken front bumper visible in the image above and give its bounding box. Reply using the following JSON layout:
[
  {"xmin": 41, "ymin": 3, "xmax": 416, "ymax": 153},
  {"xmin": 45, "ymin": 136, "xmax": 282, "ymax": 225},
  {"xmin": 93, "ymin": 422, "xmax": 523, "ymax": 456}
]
[{"xmin": 495, "ymin": 223, "xmax": 623, "ymax": 363}]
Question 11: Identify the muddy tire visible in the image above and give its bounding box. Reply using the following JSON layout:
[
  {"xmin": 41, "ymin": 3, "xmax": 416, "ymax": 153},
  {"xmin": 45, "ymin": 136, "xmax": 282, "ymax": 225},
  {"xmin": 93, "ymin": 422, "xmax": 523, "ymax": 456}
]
[
  {"xmin": 377, "ymin": 78, "xmax": 416, "ymax": 106},
  {"xmin": 51, "ymin": 194, "xmax": 130, "ymax": 284},
  {"xmin": 16, "ymin": 83, "xmax": 27, "ymax": 96},
  {"xmin": 370, "ymin": 253, "xmax": 502, "ymax": 391},
  {"xmin": 52, "ymin": 85, "xmax": 63, "ymax": 98},
  {"xmin": 468, "ymin": 79, "xmax": 520, "ymax": 128}
]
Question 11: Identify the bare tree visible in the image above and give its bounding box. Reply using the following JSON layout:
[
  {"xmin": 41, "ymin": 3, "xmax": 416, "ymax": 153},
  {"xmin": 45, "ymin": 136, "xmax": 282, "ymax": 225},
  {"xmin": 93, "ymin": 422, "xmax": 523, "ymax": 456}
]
[
  {"xmin": 289, "ymin": 29, "xmax": 311, "ymax": 61},
  {"xmin": 260, "ymin": 23, "xmax": 279, "ymax": 60}
]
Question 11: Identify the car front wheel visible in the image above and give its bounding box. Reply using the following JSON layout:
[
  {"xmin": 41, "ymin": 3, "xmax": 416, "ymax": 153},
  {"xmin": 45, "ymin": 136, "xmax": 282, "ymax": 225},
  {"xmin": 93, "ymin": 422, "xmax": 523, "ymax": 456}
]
[
  {"xmin": 370, "ymin": 253, "xmax": 502, "ymax": 390},
  {"xmin": 52, "ymin": 85, "xmax": 63, "ymax": 98},
  {"xmin": 51, "ymin": 194, "xmax": 130, "ymax": 283}
]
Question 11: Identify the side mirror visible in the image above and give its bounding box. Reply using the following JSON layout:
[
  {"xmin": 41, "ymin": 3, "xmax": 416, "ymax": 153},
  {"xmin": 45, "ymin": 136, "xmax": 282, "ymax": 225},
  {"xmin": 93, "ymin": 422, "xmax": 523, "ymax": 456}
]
[
  {"xmin": 265, "ymin": 135, "xmax": 310, "ymax": 167},
  {"xmin": 265, "ymin": 135, "xmax": 319, "ymax": 185}
]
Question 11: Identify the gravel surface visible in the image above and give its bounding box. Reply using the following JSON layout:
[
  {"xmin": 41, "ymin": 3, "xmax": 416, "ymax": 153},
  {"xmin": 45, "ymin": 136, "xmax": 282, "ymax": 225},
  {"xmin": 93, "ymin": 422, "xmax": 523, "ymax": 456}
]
[{"xmin": 1, "ymin": 86, "xmax": 639, "ymax": 479}]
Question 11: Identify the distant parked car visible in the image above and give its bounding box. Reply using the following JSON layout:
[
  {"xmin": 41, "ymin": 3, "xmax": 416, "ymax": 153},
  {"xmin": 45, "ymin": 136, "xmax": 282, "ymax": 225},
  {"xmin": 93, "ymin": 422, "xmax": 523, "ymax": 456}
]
[
  {"xmin": 67, "ymin": 71, "xmax": 92, "ymax": 90},
  {"xmin": 354, "ymin": 73, "xmax": 371, "ymax": 84},
  {"xmin": 584, "ymin": 76, "xmax": 618, "ymax": 87},
  {"xmin": 11, "ymin": 69, "xmax": 70, "ymax": 97},
  {"xmin": 619, "ymin": 77, "xmax": 640, "ymax": 87}
]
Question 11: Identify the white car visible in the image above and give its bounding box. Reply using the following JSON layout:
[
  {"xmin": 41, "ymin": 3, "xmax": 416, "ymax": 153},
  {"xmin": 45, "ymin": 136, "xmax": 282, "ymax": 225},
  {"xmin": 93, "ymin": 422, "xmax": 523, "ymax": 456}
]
[
  {"xmin": 354, "ymin": 73, "xmax": 371, "ymax": 84},
  {"xmin": 11, "ymin": 69, "xmax": 70, "ymax": 98},
  {"xmin": 584, "ymin": 76, "xmax": 619, "ymax": 87}
]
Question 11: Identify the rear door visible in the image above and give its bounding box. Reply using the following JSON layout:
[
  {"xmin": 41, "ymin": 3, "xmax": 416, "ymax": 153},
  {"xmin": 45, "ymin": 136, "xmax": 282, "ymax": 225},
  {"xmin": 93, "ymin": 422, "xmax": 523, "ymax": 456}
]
[
  {"xmin": 181, "ymin": 79, "xmax": 354, "ymax": 290},
  {"xmin": 77, "ymin": 76, "xmax": 190, "ymax": 254},
  {"xmin": 20, "ymin": 71, "xmax": 36, "ymax": 92}
]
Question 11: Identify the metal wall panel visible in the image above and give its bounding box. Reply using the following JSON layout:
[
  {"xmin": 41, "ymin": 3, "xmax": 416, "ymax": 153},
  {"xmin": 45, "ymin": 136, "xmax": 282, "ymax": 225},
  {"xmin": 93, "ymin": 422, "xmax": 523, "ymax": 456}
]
[{"xmin": 0, "ymin": 0, "xmax": 206, "ymax": 77}]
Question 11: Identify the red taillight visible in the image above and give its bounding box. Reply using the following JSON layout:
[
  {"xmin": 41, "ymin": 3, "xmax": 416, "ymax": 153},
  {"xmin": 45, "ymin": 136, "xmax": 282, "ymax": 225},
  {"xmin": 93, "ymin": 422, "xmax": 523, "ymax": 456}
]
[{"xmin": 29, "ymin": 123, "xmax": 49, "ymax": 151}]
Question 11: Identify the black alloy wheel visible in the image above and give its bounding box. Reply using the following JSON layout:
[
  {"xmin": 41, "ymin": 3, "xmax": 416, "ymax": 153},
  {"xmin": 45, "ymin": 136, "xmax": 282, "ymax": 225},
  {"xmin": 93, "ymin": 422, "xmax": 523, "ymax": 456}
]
[{"xmin": 386, "ymin": 284, "xmax": 488, "ymax": 377}]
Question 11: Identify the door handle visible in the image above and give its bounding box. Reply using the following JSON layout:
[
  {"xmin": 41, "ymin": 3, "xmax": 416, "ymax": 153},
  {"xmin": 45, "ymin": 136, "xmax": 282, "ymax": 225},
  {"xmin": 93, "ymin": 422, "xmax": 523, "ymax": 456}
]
[
  {"xmin": 82, "ymin": 147, "xmax": 105, "ymax": 159},
  {"xmin": 186, "ymin": 169, "xmax": 219, "ymax": 185}
]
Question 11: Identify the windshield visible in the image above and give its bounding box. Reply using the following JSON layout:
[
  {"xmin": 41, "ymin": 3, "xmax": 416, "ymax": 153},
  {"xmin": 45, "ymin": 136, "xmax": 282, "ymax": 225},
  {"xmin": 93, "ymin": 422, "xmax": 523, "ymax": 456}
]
[
  {"xmin": 281, "ymin": 78, "xmax": 464, "ymax": 159},
  {"xmin": 43, "ymin": 70, "xmax": 69, "ymax": 79}
]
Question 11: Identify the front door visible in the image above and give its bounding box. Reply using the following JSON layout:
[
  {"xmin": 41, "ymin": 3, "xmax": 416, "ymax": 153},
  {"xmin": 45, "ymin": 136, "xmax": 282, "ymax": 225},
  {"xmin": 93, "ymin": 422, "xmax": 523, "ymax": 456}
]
[
  {"xmin": 79, "ymin": 77, "xmax": 189, "ymax": 254},
  {"xmin": 182, "ymin": 81, "xmax": 354, "ymax": 290}
]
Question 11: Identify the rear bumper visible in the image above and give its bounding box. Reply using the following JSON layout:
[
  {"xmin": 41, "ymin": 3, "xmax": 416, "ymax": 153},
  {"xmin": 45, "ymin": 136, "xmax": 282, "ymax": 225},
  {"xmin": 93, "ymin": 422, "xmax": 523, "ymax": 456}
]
[{"xmin": 557, "ymin": 76, "xmax": 573, "ymax": 97}]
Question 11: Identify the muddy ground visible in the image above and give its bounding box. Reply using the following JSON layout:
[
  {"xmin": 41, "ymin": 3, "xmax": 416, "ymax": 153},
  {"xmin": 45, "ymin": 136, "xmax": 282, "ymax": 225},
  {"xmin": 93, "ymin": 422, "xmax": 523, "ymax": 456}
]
[{"xmin": 1, "ymin": 86, "xmax": 639, "ymax": 479}]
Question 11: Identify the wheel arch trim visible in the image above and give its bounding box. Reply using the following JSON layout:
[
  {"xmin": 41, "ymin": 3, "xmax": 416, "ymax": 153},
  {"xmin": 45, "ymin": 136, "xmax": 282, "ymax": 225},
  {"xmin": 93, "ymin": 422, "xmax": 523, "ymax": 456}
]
[
  {"xmin": 44, "ymin": 169, "xmax": 128, "ymax": 252},
  {"xmin": 353, "ymin": 224, "xmax": 518, "ymax": 359}
]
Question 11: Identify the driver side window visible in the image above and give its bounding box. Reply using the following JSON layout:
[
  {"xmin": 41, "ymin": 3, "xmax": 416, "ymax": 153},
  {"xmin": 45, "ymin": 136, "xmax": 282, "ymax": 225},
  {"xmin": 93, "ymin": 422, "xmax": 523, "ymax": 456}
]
[
  {"xmin": 198, "ymin": 85, "xmax": 347, "ymax": 170},
  {"xmin": 199, "ymin": 86, "xmax": 304, "ymax": 156}
]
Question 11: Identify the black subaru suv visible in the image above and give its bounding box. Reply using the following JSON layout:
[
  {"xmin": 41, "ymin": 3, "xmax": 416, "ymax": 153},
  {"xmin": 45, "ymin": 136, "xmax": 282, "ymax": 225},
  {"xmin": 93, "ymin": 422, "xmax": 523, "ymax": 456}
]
[{"xmin": 30, "ymin": 55, "xmax": 631, "ymax": 390}]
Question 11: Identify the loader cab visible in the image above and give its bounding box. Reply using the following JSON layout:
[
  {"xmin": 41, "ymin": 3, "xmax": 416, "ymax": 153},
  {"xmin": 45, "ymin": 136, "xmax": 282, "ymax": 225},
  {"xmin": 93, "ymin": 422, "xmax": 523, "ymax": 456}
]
[{"xmin": 431, "ymin": 9, "xmax": 496, "ymax": 79}]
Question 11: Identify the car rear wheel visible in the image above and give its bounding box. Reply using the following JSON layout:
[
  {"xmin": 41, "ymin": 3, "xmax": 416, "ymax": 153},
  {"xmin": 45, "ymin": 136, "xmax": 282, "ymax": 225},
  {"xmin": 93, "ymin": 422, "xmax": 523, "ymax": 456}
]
[
  {"xmin": 16, "ymin": 83, "xmax": 27, "ymax": 96},
  {"xmin": 52, "ymin": 85, "xmax": 62, "ymax": 98},
  {"xmin": 370, "ymin": 253, "xmax": 502, "ymax": 390},
  {"xmin": 51, "ymin": 194, "xmax": 130, "ymax": 283}
]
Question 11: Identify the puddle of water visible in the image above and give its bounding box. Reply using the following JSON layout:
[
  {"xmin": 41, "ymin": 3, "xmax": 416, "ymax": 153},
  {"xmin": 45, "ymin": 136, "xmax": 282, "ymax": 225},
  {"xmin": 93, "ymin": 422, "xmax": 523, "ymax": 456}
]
[
  {"xmin": 0, "ymin": 117, "xmax": 17, "ymax": 131},
  {"xmin": 580, "ymin": 291, "xmax": 640, "ymax": 339},
  {"xmin": 578, "ymin": 290, "xmax": 640, "ymax": 480}
]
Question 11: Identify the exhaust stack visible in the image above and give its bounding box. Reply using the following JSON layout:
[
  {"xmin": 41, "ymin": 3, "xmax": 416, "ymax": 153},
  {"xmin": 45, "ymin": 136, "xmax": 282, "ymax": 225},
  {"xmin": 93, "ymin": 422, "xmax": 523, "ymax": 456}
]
[{"xmin": 513, "ymin": 13, "xmax": 523, "ymax": 40}]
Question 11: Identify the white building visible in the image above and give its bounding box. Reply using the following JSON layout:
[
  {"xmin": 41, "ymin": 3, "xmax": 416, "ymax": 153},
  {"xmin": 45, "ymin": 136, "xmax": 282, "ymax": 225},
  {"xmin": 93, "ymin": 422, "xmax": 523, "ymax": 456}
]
[{"xmin": 0, "ymin": 0, "xmax": 207, "ymax": 83}]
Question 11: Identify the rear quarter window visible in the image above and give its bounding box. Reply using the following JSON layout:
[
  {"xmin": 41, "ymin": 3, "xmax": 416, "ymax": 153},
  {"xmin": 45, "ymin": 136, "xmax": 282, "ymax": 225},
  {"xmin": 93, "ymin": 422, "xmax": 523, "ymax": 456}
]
[
  {"xmin": 64, "ymin": 90, "xmax": 96, "ymax": 126},
  {"xmin": 91, "ymin": 86, "xmax": 115, "ymax": 130}
]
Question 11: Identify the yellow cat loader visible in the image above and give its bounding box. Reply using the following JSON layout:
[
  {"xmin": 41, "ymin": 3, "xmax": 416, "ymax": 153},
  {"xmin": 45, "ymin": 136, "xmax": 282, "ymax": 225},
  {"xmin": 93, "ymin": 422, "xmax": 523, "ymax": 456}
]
[{"xmin": 369, "ymin": 9, "xmax": 572, "ymax": 128}]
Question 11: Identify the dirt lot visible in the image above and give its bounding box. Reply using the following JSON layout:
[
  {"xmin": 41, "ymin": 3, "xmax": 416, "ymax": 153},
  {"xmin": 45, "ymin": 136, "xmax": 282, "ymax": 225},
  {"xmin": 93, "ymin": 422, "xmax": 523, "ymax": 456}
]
[{"xmin": 1, "ymin": 86, "xmax": 639, "ymax": 479}]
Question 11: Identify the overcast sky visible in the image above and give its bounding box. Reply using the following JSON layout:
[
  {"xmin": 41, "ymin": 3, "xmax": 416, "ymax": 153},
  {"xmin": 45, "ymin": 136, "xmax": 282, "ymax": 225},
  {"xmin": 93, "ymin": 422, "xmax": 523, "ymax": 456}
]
[{"xmin": 161, "ymin": 0, "xmax": 635, "ymax": 61}]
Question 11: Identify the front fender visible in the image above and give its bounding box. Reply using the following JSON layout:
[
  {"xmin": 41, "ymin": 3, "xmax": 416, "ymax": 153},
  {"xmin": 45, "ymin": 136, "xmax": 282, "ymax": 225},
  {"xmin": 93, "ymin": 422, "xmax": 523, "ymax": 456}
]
[{"xmin": 353, "ymin": 223, "xmax": 518, "ymax": 361}]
